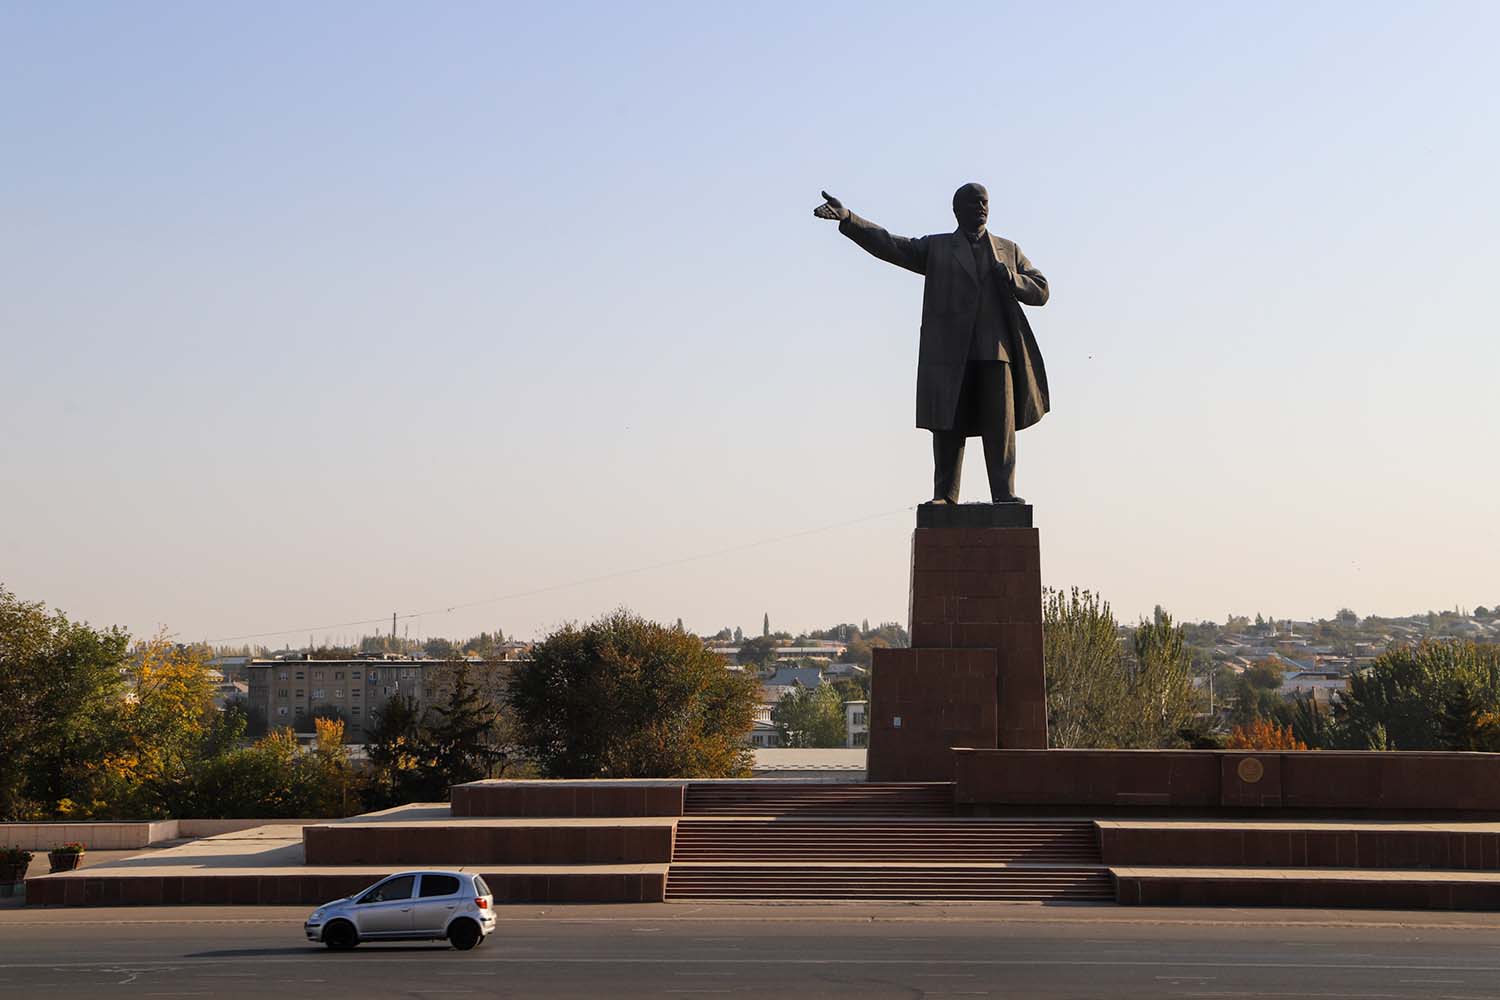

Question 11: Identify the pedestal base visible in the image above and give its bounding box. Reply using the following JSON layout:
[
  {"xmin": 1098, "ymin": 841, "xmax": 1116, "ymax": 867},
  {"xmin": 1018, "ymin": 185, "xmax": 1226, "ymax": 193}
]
[{"xmin": 867, "ymin": 519, "xmax": 1048, "ymax": 782}]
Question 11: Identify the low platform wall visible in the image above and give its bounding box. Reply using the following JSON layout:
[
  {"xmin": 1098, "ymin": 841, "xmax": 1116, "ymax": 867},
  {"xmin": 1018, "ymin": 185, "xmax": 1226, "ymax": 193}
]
[
  {"xmin": 1099, "ymin": 822, "xmax": 1500, "ymax": 870},
  {"xmin": 451, "ymin": 780, "xmax": 686, "ymax": 818},
  {"xmin": 0, "ymin": 819, "xmax": 323, "ymax": 851},
  {"xmin": 24, "ymin": 868, "xmax": 667, "ymax": 906},
  {"xmin": 956, "ymin": 749, "xmax": 1500, "ymax": 815},
  {"xmin": 303, "ymin": 822, "xmax": 676, "ymax": 865},
  {"xmin": 1114, "ymin": 869, "xmax": 1500, "ymax": 910}
]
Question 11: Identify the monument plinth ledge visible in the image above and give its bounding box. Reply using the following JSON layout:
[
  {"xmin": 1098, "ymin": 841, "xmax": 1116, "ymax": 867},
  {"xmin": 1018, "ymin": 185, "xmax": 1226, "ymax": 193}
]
[{"xmin": 916, "ymin": 502, "xmax": 1033, "ymax": 529}]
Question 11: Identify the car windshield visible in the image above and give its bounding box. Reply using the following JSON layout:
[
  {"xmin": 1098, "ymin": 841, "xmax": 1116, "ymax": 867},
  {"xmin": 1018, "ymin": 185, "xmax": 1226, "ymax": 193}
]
[{"xmin": 473, "ymin": 876, "xmax": 491, "ymax": 897}]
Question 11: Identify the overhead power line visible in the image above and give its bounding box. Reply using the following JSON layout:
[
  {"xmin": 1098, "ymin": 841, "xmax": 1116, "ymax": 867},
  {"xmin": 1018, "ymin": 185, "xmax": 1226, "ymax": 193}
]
[{"xmin": 203, "ymin": 504, "xmax": 915, "ymax": 643}]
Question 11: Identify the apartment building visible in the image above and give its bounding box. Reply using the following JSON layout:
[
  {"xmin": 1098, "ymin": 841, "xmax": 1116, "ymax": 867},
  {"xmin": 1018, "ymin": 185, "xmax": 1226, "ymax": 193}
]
[{"xmin": 247, "ymin": 656, "xmax": 509, "ymax": 741}]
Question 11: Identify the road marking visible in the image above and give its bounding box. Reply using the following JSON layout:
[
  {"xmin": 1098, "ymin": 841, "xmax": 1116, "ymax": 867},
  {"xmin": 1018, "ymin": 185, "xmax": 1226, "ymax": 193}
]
[
  {"xmin": 1184, "ymin": 994, "xmax": 1398, "ymax": 998},
  {"xmin": 1402, "ymin": 980, "xmax": 1464, "ymax": 984},
  {"xmin": 3, "ymin": 957, "xmax": 1499, "ymax": 973}
]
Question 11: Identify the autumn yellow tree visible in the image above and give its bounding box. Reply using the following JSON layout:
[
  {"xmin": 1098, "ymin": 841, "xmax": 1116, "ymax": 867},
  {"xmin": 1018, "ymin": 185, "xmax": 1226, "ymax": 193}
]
[
  {"xmin": 62, "ymin": 633, "xmax": 215, "ymax": 818},
  {"xmin": 1225, "ymin": 718, "xmax": 1308, "ymax": 751}
]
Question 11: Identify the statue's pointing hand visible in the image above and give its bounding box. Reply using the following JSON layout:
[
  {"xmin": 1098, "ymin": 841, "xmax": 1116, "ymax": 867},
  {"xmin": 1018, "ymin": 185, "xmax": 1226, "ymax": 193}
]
[{"xmin": 813, "ymin": 191, "xmax": 849, "ymax": 222}]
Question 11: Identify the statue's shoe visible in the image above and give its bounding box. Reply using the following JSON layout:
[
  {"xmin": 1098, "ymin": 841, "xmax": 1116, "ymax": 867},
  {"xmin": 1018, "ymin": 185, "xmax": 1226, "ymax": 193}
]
[
  {"xmin": 991, "ymin": 494, "xmax": 1026, "ymax": 504},
  {"xmin": 923, "ymin": 498, "xmax": 954, "ymax": 505}
]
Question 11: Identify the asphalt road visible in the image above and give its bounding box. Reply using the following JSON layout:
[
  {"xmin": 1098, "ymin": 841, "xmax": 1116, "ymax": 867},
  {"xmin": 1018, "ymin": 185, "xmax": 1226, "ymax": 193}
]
[{"xmin": 4, "ymin": 902, "xmax": 1500, "ymax": 999}]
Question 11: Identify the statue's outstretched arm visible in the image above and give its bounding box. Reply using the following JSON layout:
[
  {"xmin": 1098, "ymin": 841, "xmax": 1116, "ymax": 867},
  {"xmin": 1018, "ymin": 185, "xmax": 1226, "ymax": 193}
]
[{"xmin": 815, "ymin": 191, "xmax": 928, "ymax": 275}]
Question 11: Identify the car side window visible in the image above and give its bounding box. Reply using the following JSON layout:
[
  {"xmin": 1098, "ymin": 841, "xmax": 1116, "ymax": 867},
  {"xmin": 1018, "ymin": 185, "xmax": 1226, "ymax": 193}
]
[
  {"xmin": 358, "ymin": 874, "xmax": 416, "ymax": 904},
  {"xmin": 418, "ymin": 874, "xmax": 461, "ymax": 898}
]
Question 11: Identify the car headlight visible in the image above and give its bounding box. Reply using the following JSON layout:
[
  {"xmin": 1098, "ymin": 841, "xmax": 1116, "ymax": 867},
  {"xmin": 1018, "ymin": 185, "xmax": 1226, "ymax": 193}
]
[{"xmin": 308, "ymin": 909, "xmax": 324, "ymax": 922}]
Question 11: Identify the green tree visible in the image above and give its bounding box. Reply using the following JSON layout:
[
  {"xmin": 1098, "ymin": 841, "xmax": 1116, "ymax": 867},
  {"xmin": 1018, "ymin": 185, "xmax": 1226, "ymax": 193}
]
[
  {"xmin": 58, "ymin": 634, "xmax": 216, "ymax": 820},
  {"xmin": 185, "ymin": 729, "xmax": 302, "ymax": 818},
  {"xmin": 830, "ymin": 673, "xmax": 870, "ymax": 703},
  {"xmin": 1278, "ymin": 693, "xmax": 1331, "ymax": 749},
  {"xmin": 1043, "ymin": 588, "xmax": 1127, "ymax": 748},
  {"xmin": 771, "ymin": 684, "xmax": 847, "ymax": 747},
  {"xmin": 418, "ymin": 660, "xmax": 511, "ymax": 796},
  {"xmin": 0, "ymin": 587, "xmax": 129, "ymax": 820},
  {"xmin": 1335, "ymin": 640, "xmax": 1500, "ymax": 750},
  {"xmin": 204, "ymin": 699, "xmax": 249, "ymax": 759},
  {"xmin": 365, "ymin": 694, "xmax": 427, "ymax": 807},
  {"xmin": 1121, "ymin": 611, "xmax": 1199, "ymax": 747},
  {"xmin": 1043, "ymin": 589, "xmax": 1200, "ymax": 749},
  {"xmin": 508, "ymin": 610, "xmax": 758, "ymax": 778},
  {"xmin": 736, "ymin": 635, "xmax": 780, "ymax": 669}
]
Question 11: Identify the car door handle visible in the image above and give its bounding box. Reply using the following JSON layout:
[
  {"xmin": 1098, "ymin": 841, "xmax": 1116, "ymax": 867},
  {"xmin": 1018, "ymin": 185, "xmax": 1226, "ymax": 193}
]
[{"xmin": 400, "ymin": 907, "xmax": 411, "ymax": 912}]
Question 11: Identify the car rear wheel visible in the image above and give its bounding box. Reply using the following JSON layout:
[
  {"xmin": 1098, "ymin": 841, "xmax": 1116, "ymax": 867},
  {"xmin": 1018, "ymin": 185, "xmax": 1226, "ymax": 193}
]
[
  {"xmin": 448, "ymin": 919, "xmax": 481, "ymax": 951},
  {"xmin": 323, "ymin": 920, "xmax": 359, "ymax": 951}
]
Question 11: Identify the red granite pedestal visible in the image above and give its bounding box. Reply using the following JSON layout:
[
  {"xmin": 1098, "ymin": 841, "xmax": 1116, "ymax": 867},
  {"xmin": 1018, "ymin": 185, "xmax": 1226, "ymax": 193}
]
[{"xmin": 867, "ymin": 505, "xmax": 1048, "ymax": 782}]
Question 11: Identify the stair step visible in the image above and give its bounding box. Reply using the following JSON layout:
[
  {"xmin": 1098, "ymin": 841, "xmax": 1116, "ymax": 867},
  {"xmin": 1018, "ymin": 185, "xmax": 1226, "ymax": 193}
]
[
  {"xmin": 665, "ymin": 864, "xmax": 1115, "ymax": 901},
  {"xmin": 671, "ymin": 818, "xmax": 1102, "ymax": 866},
  {"xmin": 684, "ymin": 782, "xmax": 955, "ymax": 817}
]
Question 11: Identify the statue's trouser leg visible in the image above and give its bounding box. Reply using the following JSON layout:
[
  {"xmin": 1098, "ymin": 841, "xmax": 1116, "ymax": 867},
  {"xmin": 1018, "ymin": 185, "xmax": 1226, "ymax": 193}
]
[
  {"xmin": 932, "ymin": 430, "xmax": 965, "ymax": 503},
  {"xmin": 975, "ymin": 361, "xmax": 1016, "ymax": 500}
]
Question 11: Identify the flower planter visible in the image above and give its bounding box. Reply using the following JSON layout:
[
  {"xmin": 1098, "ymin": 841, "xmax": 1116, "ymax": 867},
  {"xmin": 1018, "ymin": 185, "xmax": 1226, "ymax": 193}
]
[
  {"xmin": 0, "ymin": 863, "xmax": 25, "ymax": 897},
  {"xmin": 47, "ymin": 851, "xmax": 83, "ymax": 873}
]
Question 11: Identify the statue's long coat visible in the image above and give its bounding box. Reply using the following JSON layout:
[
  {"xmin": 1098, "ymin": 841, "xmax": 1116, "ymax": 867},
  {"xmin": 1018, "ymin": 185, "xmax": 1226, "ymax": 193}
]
[{"xmin": 839, "ymin": 212, "xmax": 1051, "ymax": 432}]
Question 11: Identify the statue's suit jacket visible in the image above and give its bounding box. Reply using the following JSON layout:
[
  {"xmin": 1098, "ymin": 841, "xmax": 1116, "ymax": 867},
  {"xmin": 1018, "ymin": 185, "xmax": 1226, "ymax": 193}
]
[{"xmin": 839, "ymin": 212, "xmax": 1051, "ymax": 432}]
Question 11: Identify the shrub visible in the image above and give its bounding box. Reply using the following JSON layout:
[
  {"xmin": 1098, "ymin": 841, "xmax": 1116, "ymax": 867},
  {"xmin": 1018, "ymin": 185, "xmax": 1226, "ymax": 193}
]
[{"xmin": 509, "ymin": 610, "xmax": 759, "ymax": 778}]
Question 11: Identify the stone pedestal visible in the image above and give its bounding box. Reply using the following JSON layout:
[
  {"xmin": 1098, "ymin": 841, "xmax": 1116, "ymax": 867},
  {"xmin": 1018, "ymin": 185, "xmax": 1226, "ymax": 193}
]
[{"xmin": 867, "ymin": 504, "xmax": 1047, "ymax": 782}]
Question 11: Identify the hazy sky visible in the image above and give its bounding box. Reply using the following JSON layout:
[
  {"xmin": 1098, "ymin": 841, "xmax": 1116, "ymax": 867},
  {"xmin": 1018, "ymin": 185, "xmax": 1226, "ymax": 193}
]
[{"xmin": 3, "ymin": 2, "xmax": 1498, "ymax": 646}]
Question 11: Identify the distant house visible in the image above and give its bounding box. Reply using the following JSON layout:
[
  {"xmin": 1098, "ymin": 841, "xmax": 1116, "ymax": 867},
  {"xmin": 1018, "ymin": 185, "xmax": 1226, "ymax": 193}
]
[
  {"xmin": 705, "ymin": 643, "xmax": 848, "ymax": 667},
  {"xmin": 1279, "ymin": 670, "xmax": 1348, "ymax": 705},
  {"xmin": 761, "ymin": 665, "xmax": 826, "ymax": 702},
  {"xmin": 748, "ymin": 717, "xmax": 781, "ymax": 749},
  {"xmin": 212, "ymin": 679, "xmax": 249, "ymax": 711},
  {"xmin": 844, "ymin": 700, "xmax": 868, "ymax": 748}
]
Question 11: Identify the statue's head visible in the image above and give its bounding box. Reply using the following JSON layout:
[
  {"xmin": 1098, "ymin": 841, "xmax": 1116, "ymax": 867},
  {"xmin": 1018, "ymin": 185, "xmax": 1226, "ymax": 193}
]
[{"xmin": 952, "ymin": 182, "xmax": 989, "ymax": 235}]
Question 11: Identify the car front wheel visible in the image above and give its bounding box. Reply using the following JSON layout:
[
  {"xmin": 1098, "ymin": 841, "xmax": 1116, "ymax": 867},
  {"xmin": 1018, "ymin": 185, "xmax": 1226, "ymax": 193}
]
[
  {"xmin": 323, "ymin": 920, "xmax": 359, "ymax": 951},
  {"xmin": 448, "ymin": 919, "xmax": 481, "ymax": 951}
]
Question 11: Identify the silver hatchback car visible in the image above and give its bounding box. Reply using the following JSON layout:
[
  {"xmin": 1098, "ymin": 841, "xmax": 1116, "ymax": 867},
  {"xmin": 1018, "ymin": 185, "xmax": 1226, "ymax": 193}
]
[{"xmin": 304, "ymin": 870, "xmax": 496, "ymax": 951}]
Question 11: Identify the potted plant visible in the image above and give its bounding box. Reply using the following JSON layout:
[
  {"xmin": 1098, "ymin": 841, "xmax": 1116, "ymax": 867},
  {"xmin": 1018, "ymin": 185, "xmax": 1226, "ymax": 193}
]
[
  {"xmin": 0, "ymin": 847, "xmax": 33, "ymax": 897},
  {"xmin": 47, "ymin": 842, "xmax": 85, "ymax": 873}
]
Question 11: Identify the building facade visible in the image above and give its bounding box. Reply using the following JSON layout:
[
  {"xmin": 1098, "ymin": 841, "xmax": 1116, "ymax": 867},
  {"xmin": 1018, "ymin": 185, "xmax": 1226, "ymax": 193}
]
[{"xmin": 247, "ymin": 656, "xmax": 510, "ymax": 742}]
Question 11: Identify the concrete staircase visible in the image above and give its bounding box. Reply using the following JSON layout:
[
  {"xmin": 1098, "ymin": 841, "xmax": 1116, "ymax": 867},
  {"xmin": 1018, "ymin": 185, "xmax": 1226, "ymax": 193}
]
[
  {"xmin": 665, "ymin": 863, "xmax": 1116, "ymax": 900},
  {"xmin": 671, "ymin": 818, "xmax": 1102, "ymax": 862},
  {"xmin": 667, "ymin": 782, "xmax": 1113, "ymax": 901}
]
